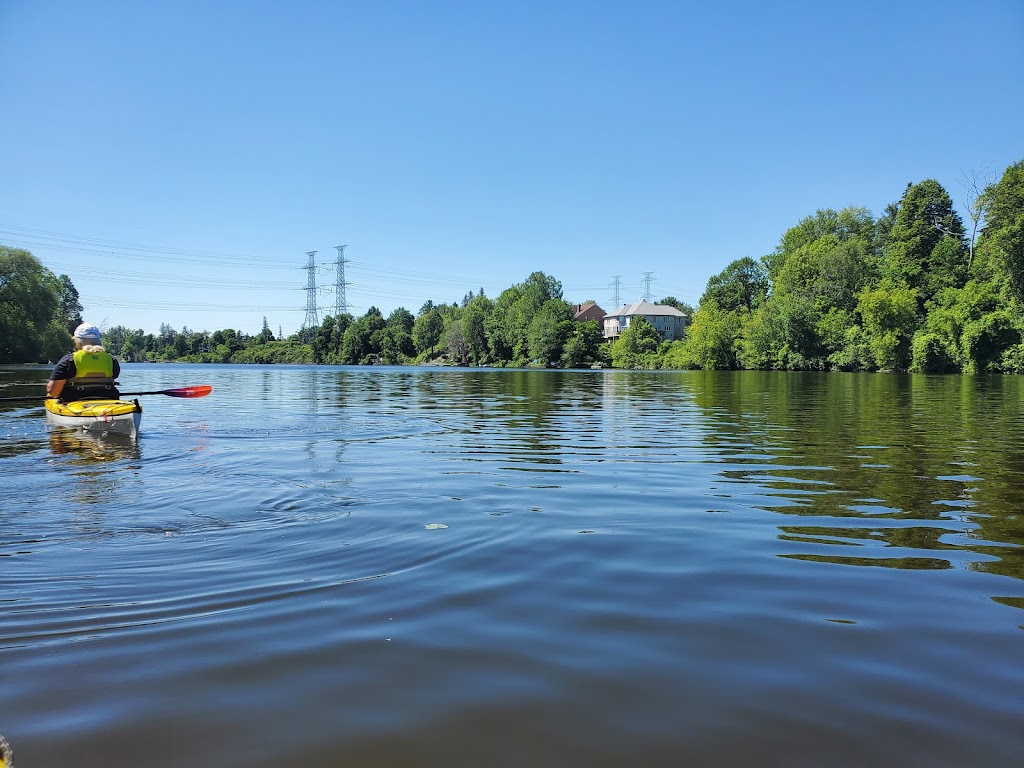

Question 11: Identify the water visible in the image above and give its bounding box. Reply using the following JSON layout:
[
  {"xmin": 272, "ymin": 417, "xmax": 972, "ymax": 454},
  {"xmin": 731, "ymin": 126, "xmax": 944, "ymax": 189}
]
[{"xmin": 1, "ymin": 364, "xmax": 1022, "ymax": 767}]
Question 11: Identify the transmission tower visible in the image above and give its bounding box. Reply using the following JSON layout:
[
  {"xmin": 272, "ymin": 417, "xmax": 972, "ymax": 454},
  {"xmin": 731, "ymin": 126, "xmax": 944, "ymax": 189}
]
[
  {"xmin": 333, "ymin": 245, "xmax": 350, "ymax": 317},
  {"xmin": 641, "ymin": 272, "xmax": 654, "ymax": 302},
  {"xmin": 301, "ymin": 251, "xmax": 320, "ymax": 332},
  {"xmin": 610, "ymin": 275, "xmax": 622, "ymax": 307}
]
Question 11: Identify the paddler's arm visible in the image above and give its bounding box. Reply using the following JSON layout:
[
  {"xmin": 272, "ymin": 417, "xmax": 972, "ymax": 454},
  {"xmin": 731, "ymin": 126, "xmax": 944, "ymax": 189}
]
[{"xmin": 48, "ymin": 353, "xmax": 75, "ymax": 399}]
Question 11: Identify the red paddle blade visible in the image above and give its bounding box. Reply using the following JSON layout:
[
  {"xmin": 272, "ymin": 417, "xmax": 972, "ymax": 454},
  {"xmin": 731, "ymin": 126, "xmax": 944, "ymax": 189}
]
[{"xmin": 164, "ymin": 385, "xmax": 213, "ymax": 398}]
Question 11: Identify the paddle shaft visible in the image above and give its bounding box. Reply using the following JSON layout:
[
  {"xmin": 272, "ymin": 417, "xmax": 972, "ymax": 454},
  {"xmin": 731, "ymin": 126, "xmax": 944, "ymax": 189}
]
[
  {"xmin": 0, "ymin": 385, "xmax": 212, "ymax": 402},
  {"xmin": 121, "ymin": 386, "xmax": 213, "ymax": 398}
]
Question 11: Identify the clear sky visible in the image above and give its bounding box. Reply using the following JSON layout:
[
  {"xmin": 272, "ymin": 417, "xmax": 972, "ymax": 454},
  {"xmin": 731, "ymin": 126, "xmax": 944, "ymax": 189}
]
[{"xmin": 1, "ymin": 0, "xmax": 1022, "ymax": 336}]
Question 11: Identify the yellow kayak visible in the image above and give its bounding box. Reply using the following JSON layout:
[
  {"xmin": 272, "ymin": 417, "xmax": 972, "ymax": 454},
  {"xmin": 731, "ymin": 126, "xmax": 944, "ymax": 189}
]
[{"xmin": 44, "ymin": 398, "xmax": 143, "ymax": 437}]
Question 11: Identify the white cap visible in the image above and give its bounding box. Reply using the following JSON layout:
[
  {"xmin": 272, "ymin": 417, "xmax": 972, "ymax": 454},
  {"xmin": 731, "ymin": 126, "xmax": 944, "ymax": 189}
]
[{"xmin": 73, "ymin": 323, "xmax": 101, "ymax": 340}]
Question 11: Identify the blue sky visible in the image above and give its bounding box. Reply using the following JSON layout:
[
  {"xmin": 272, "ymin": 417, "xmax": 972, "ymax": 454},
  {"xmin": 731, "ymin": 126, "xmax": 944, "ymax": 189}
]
[{"xmin": 1, "ymin": 0, "xmax": 1022, "ymax": 336}]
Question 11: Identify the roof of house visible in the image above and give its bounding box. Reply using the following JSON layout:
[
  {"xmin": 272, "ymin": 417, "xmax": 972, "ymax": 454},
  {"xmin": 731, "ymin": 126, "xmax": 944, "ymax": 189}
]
[
  {"xmin": 573, "ymin": 302, "xmax": 606, "ymax": 320},
  {"xmin": 604, "ymin": 300, "xmax": 688, "ymax": 319}
]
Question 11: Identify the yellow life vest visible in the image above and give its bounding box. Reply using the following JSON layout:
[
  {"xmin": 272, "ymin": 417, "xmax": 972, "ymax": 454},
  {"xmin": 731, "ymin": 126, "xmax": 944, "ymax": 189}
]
[
  {"xmin": 65, "ymin": 349, "xmax": 118, "ymax": 401},
  {"xmin": 72, "ymin": 348, "xmax": 115, "ymax": 381}
]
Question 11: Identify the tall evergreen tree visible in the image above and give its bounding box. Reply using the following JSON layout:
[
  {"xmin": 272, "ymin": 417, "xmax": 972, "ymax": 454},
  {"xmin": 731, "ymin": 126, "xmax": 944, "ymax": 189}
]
[{"xmin": 884, "ymin": 180, "xmax": 967, "ymax": 305}]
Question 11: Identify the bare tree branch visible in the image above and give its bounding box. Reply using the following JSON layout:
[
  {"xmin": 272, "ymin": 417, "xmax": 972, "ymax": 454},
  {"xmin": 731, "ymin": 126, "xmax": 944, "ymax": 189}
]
[{"xmin": 960, "ymin": 167, "xmax": 996, "ymax": 272}]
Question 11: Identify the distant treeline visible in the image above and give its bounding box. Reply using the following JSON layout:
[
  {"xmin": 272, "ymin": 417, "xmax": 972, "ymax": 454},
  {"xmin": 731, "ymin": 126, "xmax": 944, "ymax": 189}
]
[
  {"xmin": 3, "ymin": 159, "xmax": 1022, "ymax": 372},
  {"xmin": 99, "ymin": 271, "xmax": 644, "ymax": 369}
]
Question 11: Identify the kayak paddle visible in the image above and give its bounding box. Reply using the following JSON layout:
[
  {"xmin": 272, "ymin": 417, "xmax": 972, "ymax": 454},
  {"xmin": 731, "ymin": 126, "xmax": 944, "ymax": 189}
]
[
  {"xmin": 0, "ymin": 385, "xmax": 213, "ymax": 402},
  {"xmin": 120, "ymin": 385, "xmax": 213, "ymax": 398}
]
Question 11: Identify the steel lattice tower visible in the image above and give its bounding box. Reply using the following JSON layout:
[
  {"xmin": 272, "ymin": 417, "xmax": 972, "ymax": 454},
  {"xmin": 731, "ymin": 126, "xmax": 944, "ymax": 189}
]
[
  {"xmin": 642, "ymin": 272, "xmax": 654, "ymax": 302},
  {"xmin": 610, "ymin": 275, "xmax": 622, "ymax": 307},
  {"xmin": 302, "ymin": 251, "xmax": 320, "ymax": 331},
  {"xmin": 333, "ymin": 245, "xmax": 350, "ymax": 317}
]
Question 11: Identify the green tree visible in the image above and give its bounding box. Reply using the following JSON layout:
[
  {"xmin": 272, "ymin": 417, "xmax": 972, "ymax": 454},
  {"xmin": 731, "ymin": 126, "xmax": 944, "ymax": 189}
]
[
  {"xmin": 977, "ymin": 160, "xmax": 1024, "ymax": 299},
  {"xmin": 738, "ymin": 302, "xmax": 785, "ymax": 369},
  {"xmin": 856, "ymin": 282, "xmax": 919, "ymax": 370},
  {"xmin": 104, "ymin": 325, "xmax": 127, "ymax": 356},
  {"xmin": 484, "ymin": 271, "xmax": 563, "ymax": 365},
  {"xmin": 524, "ymin": 271, "xmax": 563, "ymax": 301},
  {"xmin": 773, "ymin": 230, "xmax": 876, "ymax": 314},
  {"xmin": 561, "ymin": 320, "xmax": 604, "ymax": 368},
  {"xmin": 312, "ymin": 316, "xmax": 337, "ymax": 364},
  {"xmin": 659, "ymin": 340, "xmax": 693, "ymax": 369},
  {"xmin": 388, "ymin": 307, "xmax": 414, "ymax": 333},
  {"xmin": 120, "ymin": 329, "xmax": 147, "ymax": 362},
  {"xmin": 818, "ymin": 308, "xmax": 872, "ymax": 371},
  {"xmin": 884, "ymin": 179, "xmax": 967, "ymax": 305},
  {"xmin": 341, "ymin": 321, "xmax": 371, "ymax": 364},
  {"xmin": 527, "ymin": 298, "xmax": 573, "ymax": 365},
  {"xmin": 461, "ymin": 296, "xmax": 492, "ymax": 365},
  {"xmin": 769, "ymin": 207, "xmax": 878, "ymax": 277},
  {"xmin": 378, "ymin": 328, "xmax": 402, "ymax": 365},
  {"xmin": 363, "ymin": 306, "xmax": 388, "ymax": 359},
  {"xmin": 757, "ymin": 207, "xmax": 881, "ymax": 368},
  {"xmin": 610, "ymin": 316, "xmax": 663, "ymax": 369},
  {"xmin": 910, "ymin": 331, "xmax": 958, "ymax": 373},
  {"xmin": 173, "ymin": 327, "xmax": 190, "ymax": 358},
  {"xmin": 485, "ymin": 284, "xmax": 522, "ymax": 362},
  {"xmin": 961, "ymin": 309, "xmax": 1020, "ymax": 373},
  {"xmin": 257, "ymin": 316, "xmax": 275, "ymax": 344},
  {"xmin": 682, "ymin": 302, "xmax": 742, "ymax": 369},
  {"xmin": 387, "ymin": 307, "xmax": 416, "ymax": 358},
  {"xmin": 56, "ymin": 274, "xmax": 83, "ymax": 333},
  {"xmin": 413, "ymin": 308, "xmax": 443, "ymax": 356},
  {"xmin": 0, "ymin": 246, "xmax": 73, "ymax": 362},
  {"xmin": 700, "ymin": 257, "xmax": 768, "ymax": 312}
]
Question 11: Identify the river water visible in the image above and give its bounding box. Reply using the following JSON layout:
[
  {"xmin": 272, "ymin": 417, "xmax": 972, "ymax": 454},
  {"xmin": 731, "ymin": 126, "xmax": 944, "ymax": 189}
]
[{"xmin": 1, "ymin": 364, "xmax": 1022, "ymax": 767}]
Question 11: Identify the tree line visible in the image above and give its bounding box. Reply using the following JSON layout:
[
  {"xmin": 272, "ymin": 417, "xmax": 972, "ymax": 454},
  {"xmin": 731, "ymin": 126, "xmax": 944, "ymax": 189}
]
[
  {"xmin": 109, "ymin": 271, "xmax": 655, "ymax": 369},
  {"xmin": 675, "ymin": 160, "xmax": 1024, "ymax": 373},
  {"xmin": 305, "ymin": 272, "xmax": 631, "ymax": 368},
  {"xmin": 3, "ymin": 159, "xmax": 1021, "ymax": 372}
]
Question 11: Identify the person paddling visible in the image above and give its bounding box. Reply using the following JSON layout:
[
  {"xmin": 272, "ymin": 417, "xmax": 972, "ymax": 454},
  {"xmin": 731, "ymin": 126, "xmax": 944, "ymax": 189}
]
[{"xmin": 47, "ymin": 323, "xmax": 121, "ymax": 402}]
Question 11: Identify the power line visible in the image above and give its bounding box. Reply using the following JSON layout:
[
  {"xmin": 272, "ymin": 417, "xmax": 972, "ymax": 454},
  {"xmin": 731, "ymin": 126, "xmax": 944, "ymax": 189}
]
[
  {"xmin": 88, "ymin": 296, "xmax": 299, "ymax": 311},
  {"xmin": 346, "ymin": 259, "xmax": 503, "ymax": 293},
  {"xmin": 0, "ymin": 224, "xmax": 285, "ymax": 269},
  {"xmin": 41, "ymin": 262, "xmax": 292, "ymax": 291}
]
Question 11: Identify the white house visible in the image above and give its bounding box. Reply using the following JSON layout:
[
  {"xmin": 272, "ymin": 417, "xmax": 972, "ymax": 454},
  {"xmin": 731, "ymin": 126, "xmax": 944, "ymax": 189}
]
[{"xmin": 603, "ymin": 300, "xmax": 688, "ymax": 341}]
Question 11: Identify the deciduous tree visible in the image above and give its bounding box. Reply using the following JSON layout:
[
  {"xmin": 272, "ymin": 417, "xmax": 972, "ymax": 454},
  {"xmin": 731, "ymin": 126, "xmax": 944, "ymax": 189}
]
[
  {"xmin": 700, "ymin": 257, "xmax": 768, "ymax": 312},
  {"xmin": 856, "ymin": 282, "xmax": 919, "ymax": 370},
  {"xmin": 977, "ymin": 160, "xmax": 1024, "ymax": 300},
  {"xmin": 413, "ymin": 308, "xmax": 443, "ymax": 356}
]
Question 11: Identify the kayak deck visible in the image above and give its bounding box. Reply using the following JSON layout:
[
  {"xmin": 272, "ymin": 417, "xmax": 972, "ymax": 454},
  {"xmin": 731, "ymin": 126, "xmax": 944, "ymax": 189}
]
[{"xmin": 44, "ymin": 398, "xmax": 143, "ymax": 437}]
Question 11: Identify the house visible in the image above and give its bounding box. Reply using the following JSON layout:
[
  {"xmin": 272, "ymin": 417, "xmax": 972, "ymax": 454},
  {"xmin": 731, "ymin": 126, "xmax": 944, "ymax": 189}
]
[
  {"xmin": 572, "ymin": 302, "xmax": 606, "ymax": 324},
  {"xmin": 603, "ymin": 300, "xmax": 688, "ymax": 341}
]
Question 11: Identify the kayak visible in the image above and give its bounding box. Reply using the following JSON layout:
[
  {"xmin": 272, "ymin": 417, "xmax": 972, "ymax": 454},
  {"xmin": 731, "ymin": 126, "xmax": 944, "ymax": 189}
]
[
  {"xmin": 44, "ymin": 398, "xmax": 142, "ymax": 436},
  {"xmin": 44, "ymin": 397, "xmax": 143, "ymax": 437}
]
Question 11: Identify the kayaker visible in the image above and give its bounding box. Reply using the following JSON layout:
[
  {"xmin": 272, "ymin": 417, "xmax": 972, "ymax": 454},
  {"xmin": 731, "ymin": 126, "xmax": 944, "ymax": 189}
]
[{"xmin": 47, "ymin": 323, "xmax": 122, "ymax": 402}]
